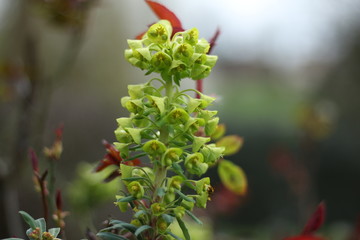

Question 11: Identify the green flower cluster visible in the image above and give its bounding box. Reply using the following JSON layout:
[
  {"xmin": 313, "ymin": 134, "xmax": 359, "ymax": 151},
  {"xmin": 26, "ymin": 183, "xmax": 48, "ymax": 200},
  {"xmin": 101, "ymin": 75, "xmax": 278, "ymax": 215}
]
[
  {"xmin": 111, "ymin": 76, "xmax": 224, "ymax": 238},
  {"xmin": 125, "ymin": 20, "xmax": 218, "ymax": 84},
  {"xmin": 98, "ymin": 20, "xmax": 225, "ymax": 240}
]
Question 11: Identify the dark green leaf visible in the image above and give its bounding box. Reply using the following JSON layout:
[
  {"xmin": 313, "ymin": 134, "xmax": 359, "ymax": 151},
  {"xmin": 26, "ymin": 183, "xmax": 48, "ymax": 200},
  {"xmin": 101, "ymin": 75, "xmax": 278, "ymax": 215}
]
[
  {"xmin": 134, "ymin": 225, "xmax": 152, "ymax": 237},
  {"xmin": 174, "ymin": 189, "xmax": 194, "ymax": 203},
  {"xmin": 134, "ymin": 210, "xmax": 147, "ymax": 218},
  {"xmin": 121, "ymin": 177, "xmax": 148, "ymax": 182},
  {"xmin": 177, "ymin": 217, "xmax": 191, "ymax": 240},
  {"xmin": 166, "ymin": 231, "xmax": 182, "ymax": 240},
  {"xmin": 162, "ymin": 214, "xmax": 175, "ymax": 224},
  {"xmin": 2, "ymin": 238, "xmax": 24, "ymax": 240},
  {"xmin": 108, "ymin": 220, "xmax": 137, "ymax": 233},
  {"xmin": 19, "ymin": 211, "xmax": 37, "ymax": 230},
  {"xmin": 171, "ymin": 163, "xmax": 187, "ymax": 179},
  {"xmin": 96, "ymin": 232, "xmax": 129, "ymax": 240},
  {"xmin": 185, "ymin": 210, "xmax": 203, "ymax": 225},
  {"xmin": 116, "ymin": 195, "xmax": 136, "ymax": 203},
  {"xmin": 156, "ymin": 187, "xmax": 166, "ymax": 197}
]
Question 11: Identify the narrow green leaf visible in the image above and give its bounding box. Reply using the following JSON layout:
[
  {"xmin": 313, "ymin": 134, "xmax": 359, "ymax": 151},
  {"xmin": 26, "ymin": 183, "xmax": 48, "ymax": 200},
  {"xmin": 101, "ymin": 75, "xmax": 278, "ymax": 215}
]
[
  {"xmin": 96, "ymin": 232, "xmax": 129, "ymax": 240},
  {"xmin": 174, "ymin": 189, "xmax": 195, "ymax": 203},
  {"xmin": 166, "ymin": 231, "xmax": 182, "ymax": 240},
  {"xmin": 171, "ymin": 163, "xmax": 187, "ymax": 179},
  {"xmin": 134, "ymin": 225, "xmax": 152, "ymax": 237},
  {"xmin": 19, "ymin": 211, "xmax": 37, "ymax": 230},
  {"xmin": 2, "ymin": 238, "xmax": 24, "ymax": 240},
  {"xmin": 185, "ymin": 210, "xmax": 203, "ymax": 225},
  {"xmin": 176, "ymin": 217, "xmax": 191, "ymax": 240},
  {"xmin": 116, "ymin": 195, "xmax": 136, "ymax": 203},
  {"xmin": 35, "ymin": 218, "xmax": 46, "ymax": 233},
  {"xmin": 48, "ymin": 228, "xmax": 61, "ymax": 237},
  {"xmin": 108, "ymin": 220, "xmax": 137, "ymax": 233},
  {"xmin": 162, "ymin": 214, "xmax": 175, "ymax": 224},
  {"xmin": 156, "ymin": 187, "xmax": 166, "ymax": 197},
  {"xmin": 121, "ymin": 177, "xmax": 147, "ymax": 182},
  {"xmin": 100, "ymin": 223, "xmax": 137, "ymax": 234}
]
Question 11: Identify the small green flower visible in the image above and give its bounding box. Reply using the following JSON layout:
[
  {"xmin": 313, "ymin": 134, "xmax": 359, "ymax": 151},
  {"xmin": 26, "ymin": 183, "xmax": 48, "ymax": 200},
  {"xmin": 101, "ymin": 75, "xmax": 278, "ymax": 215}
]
[
  {"xmin": 173, "ymin": 43, "xmax": 194, "ymax": 62},
  {"xmin": 151, "ymin": 203, "xmax": 165, "ymax": 216},
  {"xmin": 167, "ymin": 108, "xmax": 189, "ymax": 124},
  {"xmin": 143, "ymin": 140, "xmax": 167, "ymax": 156},
  {"xmin": 184, "ymin": 152, "xmax": 208, "ymax": 176},
  {"xmin": 156, "ymin": 216, "xmax": 170, "ymax": 233},
  {"xmin": 151, "ymin": 51, "xmax": 172, "ymax": 71},
  {"xmin": 200, "ymin": 144, "xmax": 224, "ymax": 165},
  {"xmin": 168, "ymin": 175, "xmax": 184, "ymax": 193},
  {"xmin": 162, "ymin": 148, "xmax": 183, "ymax": 166},
  {"xmin": 127, "ymin": 181, "xmax": 144, "ymax": 199},
  {"xmin": 195, "ymin": 177, "xmax": 213, "ymax": 208},
  {"xmin": 183, "ymin": 28, "xmax": 199, "ymax": 45},
  {"xmin": 130, "ymin": 219, "xmax": 142, "ymax": 227},
  {"xmin": 147, "ymin": 20, "xmax": 172, "ymax": 44},
  {"xmin": 205, "ymin": 117, "xmax": 219, "ymax": 136}
]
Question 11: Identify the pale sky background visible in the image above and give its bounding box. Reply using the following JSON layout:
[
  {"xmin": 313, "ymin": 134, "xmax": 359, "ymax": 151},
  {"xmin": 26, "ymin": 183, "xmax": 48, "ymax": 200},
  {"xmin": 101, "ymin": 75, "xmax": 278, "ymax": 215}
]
[
  {"xmin": 123, "ymin": 0, "xmax": 360, "ymax": 70},
  {"xmin": 1, "ymin": 0, "xmax": 360, "ymax": 70}
]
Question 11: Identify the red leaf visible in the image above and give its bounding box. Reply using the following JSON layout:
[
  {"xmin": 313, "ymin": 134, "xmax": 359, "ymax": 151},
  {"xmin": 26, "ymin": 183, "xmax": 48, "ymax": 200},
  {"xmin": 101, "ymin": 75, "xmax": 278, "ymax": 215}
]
[
  {"xmin": 103, "ymin": 170, "xmax": 121, "ymax": 183},
  {"xmin": 55, "ymin": 124, "xmax": 64, "ymax": 142},
  {"xmin": 124, "ymin": 158, "xmax": 141, "ymax": 166},
  {"xmin": 56, "ymin": 189, "xmax": 63, "ymax": 211},
  {"xmin": 145, "ymin": 0, "xmax": 183, "ymax": 29},
  {"xmin": 284, "ymin": 236, "xmax": 325, "ymax": 240},
  {"xmin": 302, "ymin": 202, "xmax": 326, "ymax": 235},
  {"xmin": 94, "ymin": 158, "xmax": 116, "ymax": 173},
  {"xmin": 29, "ymin": 148, "xmax": 39, "ymax": 173},
  {"xmin": 209, "ymin": 28, "xmax": 221, "ymax": 54}
]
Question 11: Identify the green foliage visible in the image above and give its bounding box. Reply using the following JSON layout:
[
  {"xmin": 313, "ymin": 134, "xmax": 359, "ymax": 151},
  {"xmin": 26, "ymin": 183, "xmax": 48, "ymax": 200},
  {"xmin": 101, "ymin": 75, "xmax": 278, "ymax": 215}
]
[
  {"xmin": 67, "ymin": 162, "xmax": 120, "ymax": 214},
  {"xmin": 2, "ymin": 211, "xmax": 61, "ymax": 240}
]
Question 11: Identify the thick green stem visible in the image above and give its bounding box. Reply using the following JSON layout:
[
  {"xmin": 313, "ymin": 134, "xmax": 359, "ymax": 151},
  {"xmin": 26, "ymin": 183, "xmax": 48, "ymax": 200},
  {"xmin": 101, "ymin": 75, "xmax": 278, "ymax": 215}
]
[{"xmin": 151, "ymin": 79, "xmax": 174, "ymax": 239}]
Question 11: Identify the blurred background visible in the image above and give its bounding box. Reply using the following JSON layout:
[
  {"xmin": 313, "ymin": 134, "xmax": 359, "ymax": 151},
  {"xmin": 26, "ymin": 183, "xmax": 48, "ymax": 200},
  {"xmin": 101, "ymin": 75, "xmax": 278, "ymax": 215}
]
[{"xmin": 1, "ymin": 0, "xmax": 360, "ymax": 239}]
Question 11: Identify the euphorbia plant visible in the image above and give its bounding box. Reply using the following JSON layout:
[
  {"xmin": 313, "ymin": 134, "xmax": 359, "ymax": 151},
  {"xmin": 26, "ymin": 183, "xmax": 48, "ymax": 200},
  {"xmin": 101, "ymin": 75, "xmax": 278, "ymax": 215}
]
[
  {"xmin": 96, "ymin": 20, "xmax": 223, "ymax": 240},
  {"xmin": 94, "ymin": 2, "xmax": 248, "ymax": 239}
]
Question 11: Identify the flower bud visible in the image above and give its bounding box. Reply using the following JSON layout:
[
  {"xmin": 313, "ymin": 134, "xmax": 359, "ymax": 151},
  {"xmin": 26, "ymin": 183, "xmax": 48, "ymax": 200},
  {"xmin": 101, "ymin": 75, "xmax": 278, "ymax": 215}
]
[
  {"xmin": 42, "ymin": 232, "xmax": 55, "ymax": 240},
  {"xmin": 130, "ymin": 219, "xmax": 142, "ymax": 227},
  {"xmin": 181, "ymin": 200, "xmax": 195, "ymax": 211},
  {"xmin": 127, "ymin": 181, "xmax": 144, "ymax": 199},
  {"xmin": 174, "ymin": 206, "xmax": 186, "ymax": 219}
]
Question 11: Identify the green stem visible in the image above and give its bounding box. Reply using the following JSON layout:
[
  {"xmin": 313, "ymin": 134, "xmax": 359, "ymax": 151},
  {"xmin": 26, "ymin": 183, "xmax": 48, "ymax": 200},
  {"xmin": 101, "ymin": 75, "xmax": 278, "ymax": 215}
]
[{"xmin": 151, "ymin": 79, "xmax": 174, "ymax": 239}]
